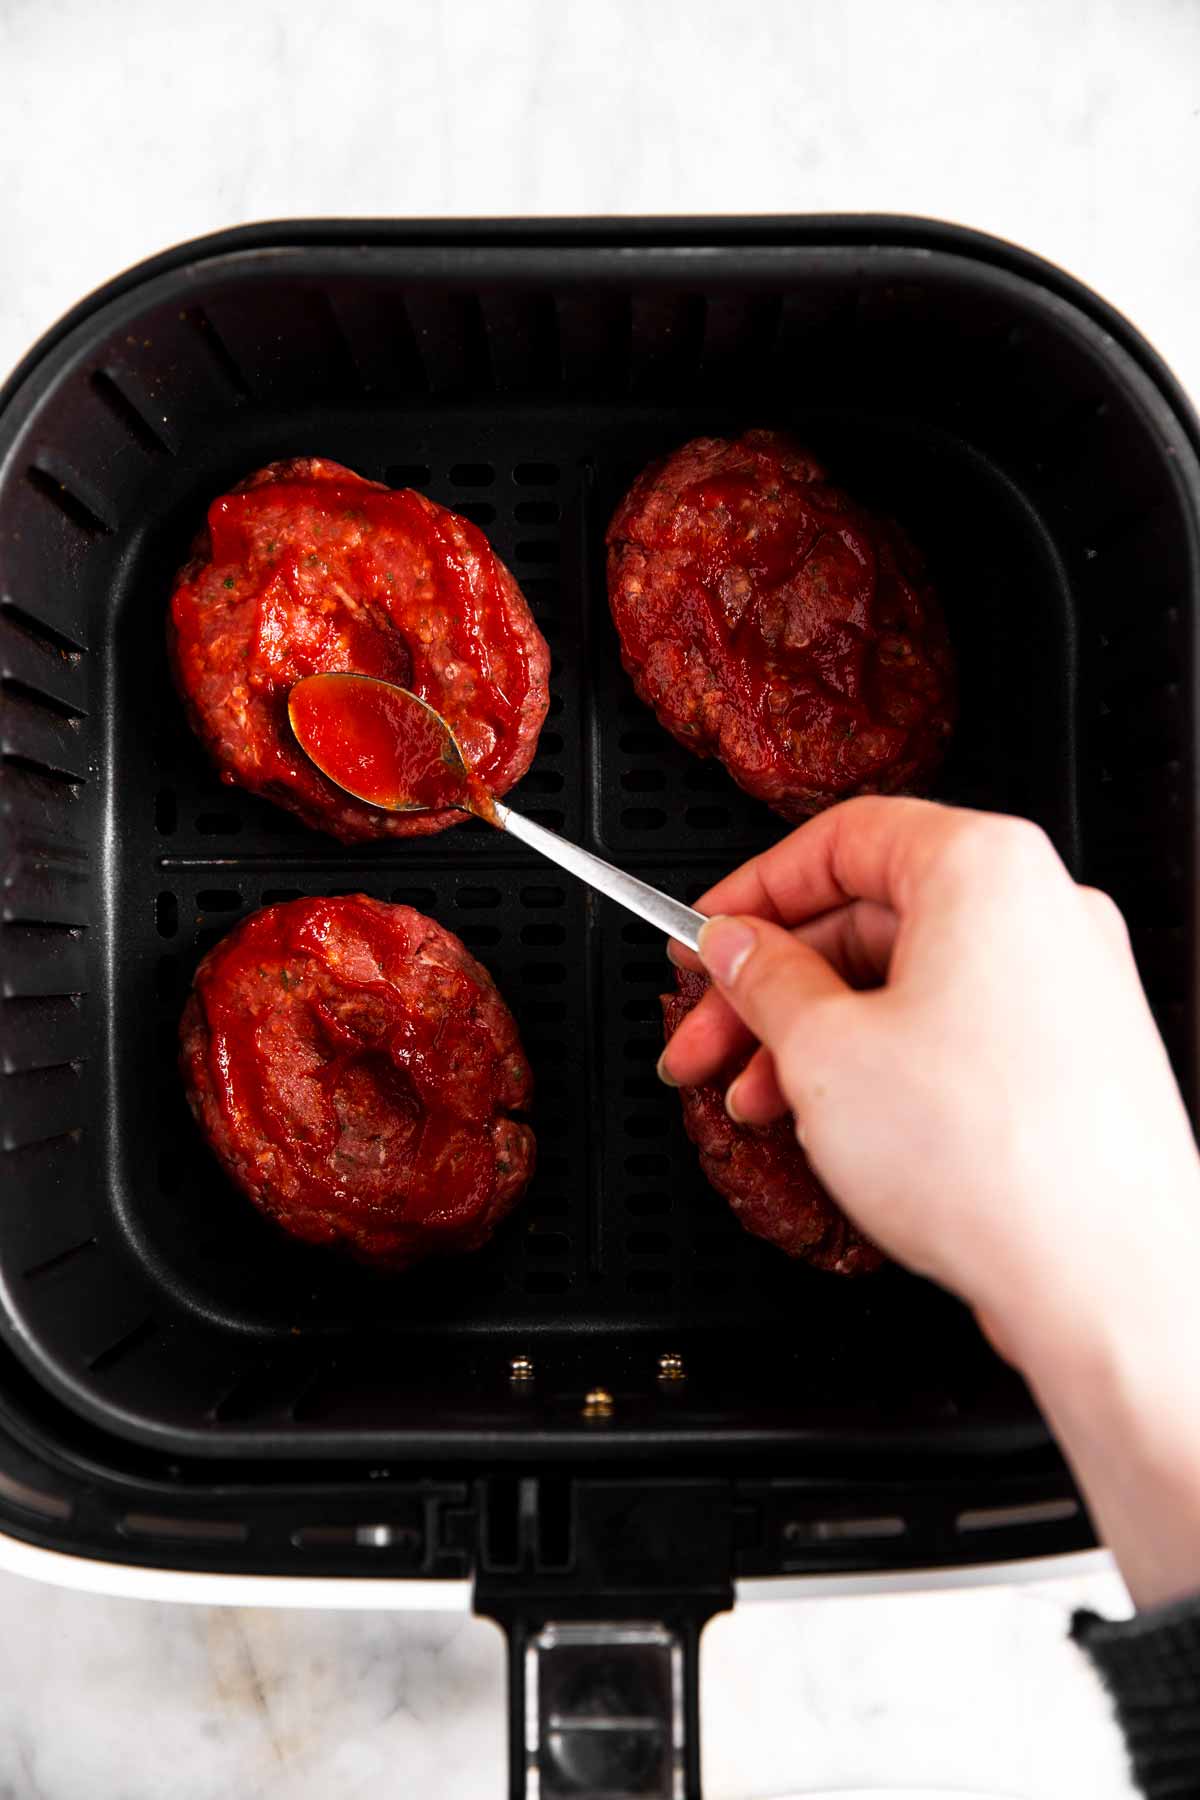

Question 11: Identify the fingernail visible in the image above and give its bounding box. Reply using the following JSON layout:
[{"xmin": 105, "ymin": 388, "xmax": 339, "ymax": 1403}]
[
  {"xmin": 724, "ymin": 1077, "xmax": 746, "ymax": 1123},
  {"xmin": 698, "ymin": 915, "xmax": 755, "ymax": 987},
  {"xmin": 666, "ymin": 939, "xmax": 686, "ymax": 967},
  {"xmin": 656, "ymin": 1052, "xmax": 680, "ymax": 1088}
]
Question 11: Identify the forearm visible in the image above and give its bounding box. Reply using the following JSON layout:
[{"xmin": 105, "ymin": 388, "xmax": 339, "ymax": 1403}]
[{"xmin": 1025, "ymin": 1283, "xmax": 1200, "ymax": 1609}]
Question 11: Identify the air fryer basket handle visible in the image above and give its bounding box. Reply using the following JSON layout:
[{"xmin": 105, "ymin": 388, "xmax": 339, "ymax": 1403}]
[
  {"xmin": 483, "ymin": 1605, "xmax": 717, "ymax": 1800},
  {"xmin": 474, "ymin": 1478, "xmax": 734, "ymax": 1800}
]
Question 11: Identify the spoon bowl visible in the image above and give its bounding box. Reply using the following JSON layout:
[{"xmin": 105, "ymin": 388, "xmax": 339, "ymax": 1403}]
[
  {"xmin": 288, "ymin": 672, "xmax": 477, "ymax": 815},
  {"xmin": 287, "ymin": 673, "xmax": 707, "ymax": 953}
]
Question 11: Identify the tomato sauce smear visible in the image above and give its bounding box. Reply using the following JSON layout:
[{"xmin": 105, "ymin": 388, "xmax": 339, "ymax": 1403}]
[
  {"xmin": 169, "ymin": 458, "xmax": 550, "ymax": 842},
  {"xmin": 179, "ymin": 895, "xmax": 535, "ymax": 1270},
  {"xmin": 608, "ymin": 430, "xmax": 955, "ymax": 820}
]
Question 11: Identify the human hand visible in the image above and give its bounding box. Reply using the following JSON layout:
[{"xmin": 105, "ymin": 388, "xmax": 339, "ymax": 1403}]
[{"xmin": 661, "ymin": 797, "xmax": 1200, "ymax": 1605}]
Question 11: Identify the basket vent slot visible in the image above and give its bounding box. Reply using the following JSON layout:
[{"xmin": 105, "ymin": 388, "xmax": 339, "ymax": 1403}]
[
  {"xmin": 783, "ymin": 1515, "xmax": 907, "ymax": 1545},
  {"xmin": 90, "ymin": 370, "xmax": 172, "ymax": 456},
  {"xmin": 405, "ymin": 292, "xmax": 491, "ymax": 395},
  {"xmin": 121, "ymin": 1513, "xmax": 248, "ymax": 1543},
  {"xmin": 0, "ymin": 676, "xmax": 85, "ymax": 724},
  {"xmin": 26, "ymin": 463, "xmax": 115, "ymax": 537},
  {"xmin": 304, "ymin": 289, "xmax": 364, "ymax": 396},
  {"xmin": 0, "ymin": 1470, "xmax": 72, "ymax": 1521},
  {"xmin": 957, "ymin": 1498, "xmax": 1079, "ymax": 1533},
  {"xmin": 23, "ymin": 1237, "xmax": 97, "ymax": 1283},
  {"xmin": 2, "ymin": 751, "xmax": 85, "ymax": 789},
  {"xmin": 87, "ymin": 1318, "xmax": 157, "ymax": 1374},
  {"xmin": 184, "ymin": 306, "xmax": 251, "ymax": 398},
  {"xmin": 292, "ymin": 1522, "xmax": 422, "ymax": 1552},
  {"xmin": 0, "ymin": 599, "xmax": 85, "ymax": 660}
]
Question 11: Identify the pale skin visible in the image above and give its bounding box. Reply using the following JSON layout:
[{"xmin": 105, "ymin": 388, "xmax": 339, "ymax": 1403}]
[{"xmin": 661, "ymin": 796, "xmax": 1200, "ymax": 1610}]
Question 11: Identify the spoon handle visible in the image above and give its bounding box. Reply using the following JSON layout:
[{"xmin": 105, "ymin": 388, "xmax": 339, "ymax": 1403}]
[{"xmin": 492, "ymin": 803, "xmax": 706, "ymax": 953}]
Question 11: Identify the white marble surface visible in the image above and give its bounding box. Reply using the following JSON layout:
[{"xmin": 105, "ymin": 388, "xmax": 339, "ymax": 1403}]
[
  {"xmin": 1, "ymin": 0, "xmax": 1194, "ymax": 1793},
  {"xmin": 0, "ymin": 1562, "xmax": 1136, "ymax": 1799},
  {"xmin": 703, "ymin": 1570, "xmax": 1135, "ymax": 1800},
  {"xmin": 2, "ymin": 0, "xmax": 1199, "ymax": 408}
]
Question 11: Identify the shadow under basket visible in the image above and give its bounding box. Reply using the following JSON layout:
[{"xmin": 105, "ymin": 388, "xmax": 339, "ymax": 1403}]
[{"xmin": 0, "ymin": 215, "xmax": 1197, "ymax": 1536}]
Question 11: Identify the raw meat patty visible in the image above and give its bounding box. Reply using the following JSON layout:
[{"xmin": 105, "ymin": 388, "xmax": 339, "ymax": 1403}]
[
  {"xmin": 662, "ymin": 967, "xmax": 882, "ymax": 1275},
  {"xmin": 608, "ymin": 429, "xmax": 954, "ymax": 819},
  {"xmin": 169, "ymin": 458, "xmax": 550, "ymax": 841},
  {"xmin": 180, "ymin": 895, "xmax": 535, "ymax": 1270}
]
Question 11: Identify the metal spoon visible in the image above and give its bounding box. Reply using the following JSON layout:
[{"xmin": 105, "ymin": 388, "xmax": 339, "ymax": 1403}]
[{"xmin": 287, "ymin": 673, "xmax": 707, "ymax": 952}]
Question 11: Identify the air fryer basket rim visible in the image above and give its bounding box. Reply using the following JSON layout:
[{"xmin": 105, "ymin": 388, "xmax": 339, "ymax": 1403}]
[
  {"xmin": 0, "ymin": 215, "xmax": 1197, "ymax": 1496},
  {"xmin": 4, "ymin": 210, "xmax": 1199, "ymax": 456}
]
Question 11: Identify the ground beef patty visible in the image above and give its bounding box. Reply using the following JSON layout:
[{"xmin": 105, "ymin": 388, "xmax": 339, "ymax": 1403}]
[
  {"xmin": 169, "ymin": 458, "xmax": 550, "ymax": 842},
  {"xmin": 180, "ymin": 895, "xmax": 535, "ymax": 1270},
  {"xmin": 662, "ymin": 968, "xmax": 881, "ymax": 1276},
  {"xmin": 608, "ymin": 429, "xmax": 955, "ymax": 819}
]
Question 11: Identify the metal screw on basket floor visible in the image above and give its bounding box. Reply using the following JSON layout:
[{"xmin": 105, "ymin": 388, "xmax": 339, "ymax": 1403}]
[{"xmin": 288, "ymin": 673, "xmax": 708, "ymax": 953}]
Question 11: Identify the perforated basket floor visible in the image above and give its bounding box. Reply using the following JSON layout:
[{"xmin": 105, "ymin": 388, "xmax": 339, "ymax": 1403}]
[{"xmin": 1, "ymin": 219, "xmax": 1198, "ymax": 1468}]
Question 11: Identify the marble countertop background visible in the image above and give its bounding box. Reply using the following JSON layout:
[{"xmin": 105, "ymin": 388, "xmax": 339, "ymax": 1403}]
[
  {"xmin": 3, "ymin": 0, "xmax": 1199, "ymax": 405},
  {"xmin": 0, "ymin": 1565, "xmax": 1137, "ymax": 1799},
  {"xmin": 3, "ymin": 0, "xmax": 1197, "ymax": 1793}
]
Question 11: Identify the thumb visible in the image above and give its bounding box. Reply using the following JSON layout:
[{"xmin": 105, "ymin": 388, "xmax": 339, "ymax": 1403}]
[{"xmin": 698, "ymin": 914, "xmax": 850, "ymax": 1062}]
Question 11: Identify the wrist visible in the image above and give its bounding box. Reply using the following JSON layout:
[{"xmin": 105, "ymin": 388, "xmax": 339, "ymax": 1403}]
[{"xmin": 1020, "ymin": 1268, "xmax": 1200, "ymax": 1608}]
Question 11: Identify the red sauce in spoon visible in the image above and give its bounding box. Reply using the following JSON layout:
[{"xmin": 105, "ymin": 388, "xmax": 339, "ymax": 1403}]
[{"xmin": 289, "ymin": 674, "xmax": 500, "ymax": 820}]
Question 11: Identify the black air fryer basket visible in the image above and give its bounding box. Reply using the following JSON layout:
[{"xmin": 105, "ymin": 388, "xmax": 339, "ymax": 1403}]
[{"xmin": 1, "ymin": 217, "xmax": 1198, "ymax": 1797}]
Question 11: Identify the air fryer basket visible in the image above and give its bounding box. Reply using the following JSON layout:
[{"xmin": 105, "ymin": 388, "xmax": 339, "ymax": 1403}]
[
  {"xmin": 1, "ymin": 217, "xmax": 1198, "ymax": 1485},
  {"xmin": 4, "ymin": 214, "xmax": 1199, "ymax": 1800}
]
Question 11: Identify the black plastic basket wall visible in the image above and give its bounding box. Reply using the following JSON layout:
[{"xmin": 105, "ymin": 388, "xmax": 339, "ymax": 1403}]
[{"xmin": 1, "ymin": 226, "xmax": 1197, "ymax": 1467}]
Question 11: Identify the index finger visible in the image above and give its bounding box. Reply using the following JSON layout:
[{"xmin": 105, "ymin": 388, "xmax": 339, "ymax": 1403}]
[{"xmin": 692, "ymin": 795, "xmax": 986, "ymax": 926}]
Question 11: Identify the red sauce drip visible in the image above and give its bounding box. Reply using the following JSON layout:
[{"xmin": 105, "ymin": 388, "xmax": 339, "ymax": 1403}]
[{"xmin": 289, "ymin": 676, "xmax": 472, "ymax": 814}]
